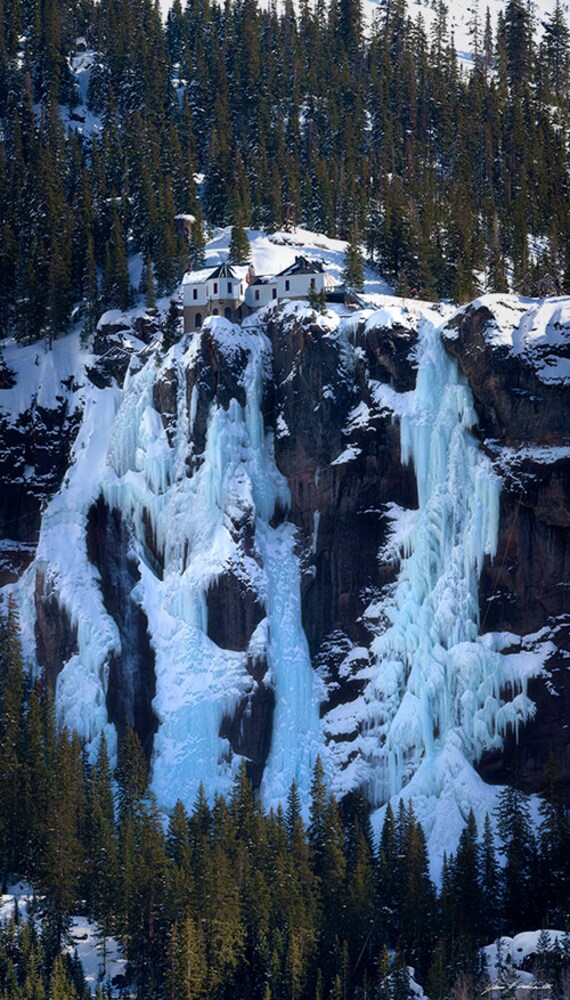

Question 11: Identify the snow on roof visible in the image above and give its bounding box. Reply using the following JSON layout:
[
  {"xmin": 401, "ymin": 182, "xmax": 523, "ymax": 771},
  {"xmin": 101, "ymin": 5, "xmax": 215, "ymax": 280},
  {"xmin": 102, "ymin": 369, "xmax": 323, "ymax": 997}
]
[
  {"xmin": 275, "ymin": 255, "xmax": 325, "ymax": 277},
  {"xmin": 183, "ymin": 263, "xmax": 250, "ymax": 285},
  {"xmin": 250, "ymin": 275, "xmax": 277, "ymax": 286},
  {"xmin": 183, "ymin": 267, "xmax": 216, "ymax": 285}
]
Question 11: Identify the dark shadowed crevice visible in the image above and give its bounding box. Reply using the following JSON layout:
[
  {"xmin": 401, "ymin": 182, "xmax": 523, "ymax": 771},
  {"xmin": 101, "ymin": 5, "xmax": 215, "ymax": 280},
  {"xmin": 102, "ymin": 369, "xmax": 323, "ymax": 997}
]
[
  {"xmin": 34, "ymin": 570, "xmax": 78, "ymax": 688},
  {"xmin": 206, "ymin": 572, "xmax": 265, "ymax": 651},
  {"xmin": 219, "ymin": 669, "xmax": 275, "ymax": 790},
  {"xmin": 87, "ymin": 497, "xmax": 158, "ymax": 760}
]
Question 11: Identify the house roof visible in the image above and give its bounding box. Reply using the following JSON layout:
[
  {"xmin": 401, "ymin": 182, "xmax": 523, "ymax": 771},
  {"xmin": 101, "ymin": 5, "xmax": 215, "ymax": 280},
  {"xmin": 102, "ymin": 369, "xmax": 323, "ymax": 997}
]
[
  {"xmin": 207, "ymin": 262, "xmax": 238, "ymax": 280},
  {"xmin": 276, "ymin": 255, "xmax": 325, "ymax": 277},
  {"xmin": 249, "ymin": 275, "xmax": 277, "ymax": 286},
  {"xmin": 183, "ymin": 262, "xmax": 249, "ymax": 285}
]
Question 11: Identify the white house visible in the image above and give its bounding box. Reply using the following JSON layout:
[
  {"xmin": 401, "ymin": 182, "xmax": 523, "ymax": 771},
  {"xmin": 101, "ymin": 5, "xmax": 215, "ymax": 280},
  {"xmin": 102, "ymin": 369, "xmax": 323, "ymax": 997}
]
[
  {"xmin": 274, "ymin": 256, "xmax": 327, "ymax": 299},
  {"xmin": 182, "ymin": 255, "xmax": 335, "ymax": 333},
  {"xmin": 244, "ymin": 275, "xmax": 278, "ymax": 310},
  {"xmin": 183, "ymin": 262, "xmax": 251, "ymax": 330}
]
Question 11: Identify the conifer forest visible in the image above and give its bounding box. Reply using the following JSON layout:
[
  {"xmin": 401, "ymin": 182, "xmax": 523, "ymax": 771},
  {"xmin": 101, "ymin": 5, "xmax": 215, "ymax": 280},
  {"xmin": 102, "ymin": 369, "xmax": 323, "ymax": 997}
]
[{"xmin": 1, "ymin": 0, "xmax": 570, "ymax": 338}]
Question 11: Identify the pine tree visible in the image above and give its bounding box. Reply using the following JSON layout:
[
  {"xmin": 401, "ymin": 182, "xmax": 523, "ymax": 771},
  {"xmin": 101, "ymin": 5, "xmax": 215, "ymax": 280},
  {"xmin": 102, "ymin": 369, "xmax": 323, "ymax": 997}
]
[
  {"xmin": 142, "ymin": 253, "xmax": 156, "ymax": 311},
  {"xmin": 544, "ymin": 0, "xmax": 570, "ymax": 101},
  {"xmin": 41, "ymin": 726, "xmax": 85, "ymax": 946},
  {"xmin": 166, "ymin": 914, "xmax": 207, "ymax": 1000},
  {"xmin": 86, "ymin": 732, "xmax": 118, "ymax": 955},
  {"xmin": 342, "ymin": 231, "xmax": 365, "ymax": 291},
  {"xmin": 480, "ymin": 814, "xmax": 499, "ymax": 939},
  {"xmin": 453, "ymin": 810, "xmax": 481, "ymax": 942},
  {"xmin": 228, "ymin": 224, "xmax": 251, "ymax": 265},
  {"xmin": 116, "ymin": 724, "xmax": 148, "ymax": 823},
  {"xmin": 163, "ymin": 298, "xmax": 182, "ymax": 350},
  {"xmin": 537, "ymin": 754, "xmax": 570, "ymax": 924},
  {"xmin": 0, "ymin": 598, "xmax": 25, "ymax": 877},
  {"xmin": 308, "ymin": 756, "xmax": 328, "ymax": 875},
  {"xmin": 495, "ymin": 784, "xmax": 536, "ymax": 933}
]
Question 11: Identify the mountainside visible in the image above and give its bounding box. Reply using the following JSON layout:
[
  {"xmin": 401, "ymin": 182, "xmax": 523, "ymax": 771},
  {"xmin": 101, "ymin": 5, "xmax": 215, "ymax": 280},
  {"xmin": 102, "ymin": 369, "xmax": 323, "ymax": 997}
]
[{"xmin": 2, "ymin": 257, "xmax": 568, "ymax": 867}]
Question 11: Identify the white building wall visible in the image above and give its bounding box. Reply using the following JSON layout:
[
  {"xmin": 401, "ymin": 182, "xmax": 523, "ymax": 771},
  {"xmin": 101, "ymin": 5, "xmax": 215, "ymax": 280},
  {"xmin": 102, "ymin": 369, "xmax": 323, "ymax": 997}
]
[
  {"xmin": 183, "ymin": 282, "xmax": 208, "ymax": 307},
  {"xmin": 245, "ymin": 282, "xmax": 278, "ymax": 309},
  {"xmin": 276, "ymin": 272, "xmax": 325, "ymax": 299}
]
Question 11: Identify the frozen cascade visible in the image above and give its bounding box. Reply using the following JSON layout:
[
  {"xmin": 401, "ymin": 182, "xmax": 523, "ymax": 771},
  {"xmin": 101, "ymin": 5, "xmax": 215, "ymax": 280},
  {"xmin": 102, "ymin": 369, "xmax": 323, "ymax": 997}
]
[
  {"xmin": 21, "ymin": 319, "xmax": 321, "ymax": 809},
  {"xmin": 344, "ymin": 313, "xmax": 541, "ymax": 858},
  {"xmin": 17, "ymin": 383, "xmax": 123, "ymax": 751},
  {"xmin": 106, "ymin": 323, "xmax": 321, "ymax": 809}
]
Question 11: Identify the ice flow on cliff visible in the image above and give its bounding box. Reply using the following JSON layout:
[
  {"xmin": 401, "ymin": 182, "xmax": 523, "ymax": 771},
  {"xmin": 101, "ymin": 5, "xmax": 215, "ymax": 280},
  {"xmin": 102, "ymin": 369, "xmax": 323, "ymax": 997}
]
[{"xmin": 15, "ymin": 305, "xmax": 544, "ymax": 853}]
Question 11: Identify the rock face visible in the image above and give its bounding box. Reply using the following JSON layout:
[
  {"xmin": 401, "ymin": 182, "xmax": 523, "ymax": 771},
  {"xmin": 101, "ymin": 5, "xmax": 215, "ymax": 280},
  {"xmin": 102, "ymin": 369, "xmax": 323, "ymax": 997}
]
[
  {"xmin": 443, "ymin": 296, "xmax": 570, "ymax": 799},
  {"xmin": 266, "ymin": 307, "xmax": 418, "ymax": 704},
  {"xmin": 86, "ymin": 498, "xmax": 158, "ymax": 759},
  {"xmin": 34, "ymin": 569, "xmax": 78, "ymax": 688},
  {"xmin": 3, "ymin": 293, "xmax": 569, "ymax": 820},
  {"xmin": 0, "ymin": 399, "xmax": 82, "ymax": 586}
]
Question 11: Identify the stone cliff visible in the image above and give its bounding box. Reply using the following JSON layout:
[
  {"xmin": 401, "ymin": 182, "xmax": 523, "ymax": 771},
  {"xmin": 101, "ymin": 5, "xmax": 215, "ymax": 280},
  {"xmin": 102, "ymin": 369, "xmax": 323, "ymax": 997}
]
[{"xmin": 0, "ymin": 293, "xmax": 568, "ymax": 841}]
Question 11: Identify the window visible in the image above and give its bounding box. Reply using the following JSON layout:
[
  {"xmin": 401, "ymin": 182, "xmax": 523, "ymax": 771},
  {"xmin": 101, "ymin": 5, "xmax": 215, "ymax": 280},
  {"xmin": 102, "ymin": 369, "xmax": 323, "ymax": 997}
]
[
  {"xmin": 193, "ymin": 288, "xmax": 198, "ymax": 300},
  {"xmin": 310, "ymin": 278, "xmax": 316, "ymax": 290},
  {"xmin": 272, "ymin": 288, "xmax": 277, "ymax": 299},
  {"xmin": 224, "ymin": 307, "xmax": 232, "ymax": 320},
  {"xmin": 255, "ymin": 289, "xmax": 260, "ymax": 301},
  {"xmin": 213, "ymin": 282, "xmax": 218, "ymax": 294},
  {"xmin": 285, "ymin": 279, "xmax": 290, "ymax": 291},
  {"xmin": 227, "ymin": 282, "xmax": 232, "ymax": 294},
  {"xmin": 213, "ymin": 308, "xmax": 219, "ymax": 316},
  {"xmin": 195, "ymin": 313, "xmax": 202, "ymax": 329}
]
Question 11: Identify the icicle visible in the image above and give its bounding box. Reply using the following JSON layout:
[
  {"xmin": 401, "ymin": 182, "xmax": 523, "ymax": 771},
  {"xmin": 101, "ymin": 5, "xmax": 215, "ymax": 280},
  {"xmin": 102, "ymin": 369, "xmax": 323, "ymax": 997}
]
[{"xmin": 357, "ymin": 314, "xmax": 537, "ymax": 809}]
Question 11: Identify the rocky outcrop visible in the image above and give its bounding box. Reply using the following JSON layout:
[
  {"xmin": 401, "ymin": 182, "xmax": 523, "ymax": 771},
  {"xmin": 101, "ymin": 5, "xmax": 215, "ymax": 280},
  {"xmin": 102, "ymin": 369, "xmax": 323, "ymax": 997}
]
[
  {"xmin": 86, "ymin": 498, "xmax": 158, "ymax": 758},
  {"xmin": 443, "ymin": 298, "xmax": 570, "ymax": 798},
  {"xmin": 34, "ymin": 569, "xmax": 78, "ymax": 687},
  {"xmin": 220, "ymin": 664, "xmax": 275, "ymax": 788},
  {"xmin": 0, "ymin": 401, "xmax": 82, "ymax": 585},
  {"xmin": 443, "ymin": 299, "xmax": 569, "ymax": 442},
  {"xmin": 267, "ymin": 307, "xmax": 418, "ymax": 677},
  {"xmin": 206, "ymin": 573, "xmax": 265, "ymax": 651}
]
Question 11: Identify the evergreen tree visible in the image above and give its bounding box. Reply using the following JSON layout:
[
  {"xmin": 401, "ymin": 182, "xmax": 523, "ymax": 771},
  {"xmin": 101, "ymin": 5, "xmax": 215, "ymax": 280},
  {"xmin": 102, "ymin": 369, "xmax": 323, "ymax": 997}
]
[
  {"xmin": 342, "ymin": 230, "xmax": 365, "ymax": 291},
  {"xmin": 228, "ymin": 224, "xmax": 251, "ymax": 265},
  {"xmin": 86, "ymin": 732, "xmax": 118, "ymax": 954},
  {"xmin": 0, "ymin": 599, "xmax": 25, "ymax": 877},
  {"xmin": 116, "ymin": 724, "xmax": 148, "ymax": 823},
  {"xmin": 496, "ymin": 784, "xmax": 536, "ymax": 933}
]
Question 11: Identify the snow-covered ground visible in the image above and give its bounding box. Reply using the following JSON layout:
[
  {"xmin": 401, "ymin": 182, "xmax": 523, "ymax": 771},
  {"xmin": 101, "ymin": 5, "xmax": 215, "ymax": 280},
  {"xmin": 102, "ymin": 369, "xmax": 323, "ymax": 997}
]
[
  {"xmin": 483, "ymin": 930, "xmax": 569, "ymax": 987},
  {"xmin": 447, "ymin": 293, "xmax": 570, "ymax": 384},
  {"xmin": 0, "ymin": 883, "xmax": 127, "ymax": 995},
  {"xmin": 65, "ymin": 917, "xmax": 127, "ymax": 992},
  {"xmin": 0, "ymin": 881, "xmax": 37, "ymax": 925},
  {"xmin": 201, "ymin": 225, "xmax": 393, "ymax": 300}
]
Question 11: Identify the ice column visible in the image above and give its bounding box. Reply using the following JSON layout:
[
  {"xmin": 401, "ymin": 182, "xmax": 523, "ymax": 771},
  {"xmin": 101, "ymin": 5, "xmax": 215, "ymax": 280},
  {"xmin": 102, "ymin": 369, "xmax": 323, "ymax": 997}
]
[{"xmin": 362, "ymin": 316, "xmax": 533, "ymax": 806}]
